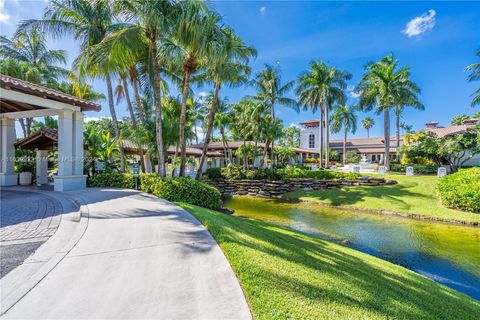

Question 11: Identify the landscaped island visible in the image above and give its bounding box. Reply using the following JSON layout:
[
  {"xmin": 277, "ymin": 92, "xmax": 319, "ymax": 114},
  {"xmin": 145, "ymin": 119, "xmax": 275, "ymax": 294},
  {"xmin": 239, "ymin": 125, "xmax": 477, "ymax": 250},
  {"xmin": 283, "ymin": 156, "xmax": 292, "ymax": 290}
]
[{"xmin": 180, "ymin": 203, "xmax": 480, "ymax": 319}]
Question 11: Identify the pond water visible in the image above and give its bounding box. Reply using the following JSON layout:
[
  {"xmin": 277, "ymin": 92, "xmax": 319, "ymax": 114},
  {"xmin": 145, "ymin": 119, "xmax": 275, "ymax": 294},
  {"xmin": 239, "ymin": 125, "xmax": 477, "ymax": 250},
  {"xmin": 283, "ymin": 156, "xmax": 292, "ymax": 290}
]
[{"xmin": 224, "ymin": 196, "xmax": 480, "ymax": 300}]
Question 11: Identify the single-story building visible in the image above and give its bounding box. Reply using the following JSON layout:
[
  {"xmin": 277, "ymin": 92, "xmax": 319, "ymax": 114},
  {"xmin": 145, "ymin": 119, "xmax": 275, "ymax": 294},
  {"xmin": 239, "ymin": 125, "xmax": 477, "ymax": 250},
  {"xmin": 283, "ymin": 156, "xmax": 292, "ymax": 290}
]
[{"xmin": 1, "ymin": 75, "xmax": 101, "ymax": 191}]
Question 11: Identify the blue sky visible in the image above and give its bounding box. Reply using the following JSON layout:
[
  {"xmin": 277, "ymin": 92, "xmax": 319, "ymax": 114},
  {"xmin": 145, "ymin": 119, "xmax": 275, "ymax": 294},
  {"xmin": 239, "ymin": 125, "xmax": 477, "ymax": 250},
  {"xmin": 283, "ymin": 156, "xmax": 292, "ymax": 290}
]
[{"xmin": 1, "ymin": 1, "xmax": 479, "ymax": 139}]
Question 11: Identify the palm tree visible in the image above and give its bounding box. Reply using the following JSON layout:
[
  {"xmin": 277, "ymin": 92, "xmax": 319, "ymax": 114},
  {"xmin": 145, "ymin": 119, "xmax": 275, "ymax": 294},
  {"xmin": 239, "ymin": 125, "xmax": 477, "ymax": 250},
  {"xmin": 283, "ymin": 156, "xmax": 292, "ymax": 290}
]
[
  {"xmin": 361, "ymin": 117, "xmax": 375, "ymax": 138},
  {"xmin": 466, "ymin": 48, "xmax": 480, "ymax": 108},
  {"xmin": 400, "ymin": 122, "xmax": 413, "ymax": 134},
  {"xmin": 331, "ymin": 105, "xmax": 357, "ymax": 165},
  {"xmin": 253, "ymin": 63, "xmax": 297, "ymax": 166},
  {"xmin": 92, "ymin": 0, "xmax": 177, "ymax": 176},
  {"xmin": 0, "ymin": 26, "xmax": 68, "ymax": 136},
  {"xmin": 393, "ymin": 97, "xmax": 423, "ymax": 160},
  {"xmin": 213, "ymin": 98, "xmax": 233, "ymax": 164},
  {"xmin": 19, "ymin": 0, "xmax": 127, "ymax": 171},
  {"xmin": 358, "ymin": 54, "xmax": 420, "ymax": 169},
  {"xmin": 195, "ymin": 27, "xmax": 255, "ymax": 178},
  {"xmin": 296, "ymin": 61, "xmax": 351, "ymax": 168}
]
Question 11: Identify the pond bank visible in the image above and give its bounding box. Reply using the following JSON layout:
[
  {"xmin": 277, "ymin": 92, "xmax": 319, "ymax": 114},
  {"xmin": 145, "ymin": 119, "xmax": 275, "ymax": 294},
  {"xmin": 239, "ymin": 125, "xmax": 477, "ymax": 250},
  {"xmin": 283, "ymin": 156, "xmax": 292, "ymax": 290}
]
[{"xmin": 224, "ymin": 196, "xmax": 480, "ymax": 300}]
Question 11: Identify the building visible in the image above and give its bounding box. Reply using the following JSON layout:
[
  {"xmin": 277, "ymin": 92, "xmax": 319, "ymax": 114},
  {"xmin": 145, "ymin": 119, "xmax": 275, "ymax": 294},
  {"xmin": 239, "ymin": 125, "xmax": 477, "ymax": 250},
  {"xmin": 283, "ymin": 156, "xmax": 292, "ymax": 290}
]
[
  {"xmin": 299, "ymin": 120, "xmax": 400, "ymax": 163},
  {"xmin": 299, "ymin": 118, "xmax": 480, "ymax": 165}
]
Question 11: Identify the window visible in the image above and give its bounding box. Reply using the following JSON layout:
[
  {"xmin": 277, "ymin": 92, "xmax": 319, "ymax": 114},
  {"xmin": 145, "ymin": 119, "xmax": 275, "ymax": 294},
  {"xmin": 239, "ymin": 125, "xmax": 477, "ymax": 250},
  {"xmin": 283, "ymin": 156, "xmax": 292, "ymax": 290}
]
[{"xmin": 309, "ymin": 134, "xmax": 315, "ymax": 148}]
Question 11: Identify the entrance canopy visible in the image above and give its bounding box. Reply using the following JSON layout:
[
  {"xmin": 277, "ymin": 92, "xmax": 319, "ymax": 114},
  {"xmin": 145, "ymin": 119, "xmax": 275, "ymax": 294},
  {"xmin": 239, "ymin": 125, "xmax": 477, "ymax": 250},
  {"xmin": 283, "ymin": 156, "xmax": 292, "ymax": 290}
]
[{"xmin": 1, "ymin": 75, "xmax": 101, "ymax": 191}]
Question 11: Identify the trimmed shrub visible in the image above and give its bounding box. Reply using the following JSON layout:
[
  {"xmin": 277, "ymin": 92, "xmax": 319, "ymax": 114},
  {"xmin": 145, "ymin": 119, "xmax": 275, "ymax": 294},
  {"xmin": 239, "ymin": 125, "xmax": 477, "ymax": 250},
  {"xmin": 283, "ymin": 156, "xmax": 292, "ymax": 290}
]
[
  {"xmin": 204, "ymin": 167, "xmax": 222, "ymax": 180},
  {"xmin": 278, "ymin": 165, "xmax": 361, "ymax": 180},
  {"xmin": 390, "ymin": 163, "xmax": 438, "ymax": 174},
  {"xmin": 143, "ymin": 177, "xmax": 221, "ymax": 210},
  {"xmin": 87, "ymin": 173, "xmax": 136, "ymax": 189},
  {"xmin": 221, "ymin": 165, "xmax": 246, "ymax": 180},
  {"xmin": 437, "ymin": 168, "xmax": 480, "ymax": 213}
]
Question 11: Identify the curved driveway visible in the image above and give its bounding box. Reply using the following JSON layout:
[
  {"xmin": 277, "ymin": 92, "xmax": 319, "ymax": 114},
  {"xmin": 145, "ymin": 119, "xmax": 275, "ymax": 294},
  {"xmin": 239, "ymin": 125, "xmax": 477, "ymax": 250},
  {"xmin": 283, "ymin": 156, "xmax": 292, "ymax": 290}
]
[{"xmin": 2, "ymin": 189, "xmax": 251, "ymax": 320}]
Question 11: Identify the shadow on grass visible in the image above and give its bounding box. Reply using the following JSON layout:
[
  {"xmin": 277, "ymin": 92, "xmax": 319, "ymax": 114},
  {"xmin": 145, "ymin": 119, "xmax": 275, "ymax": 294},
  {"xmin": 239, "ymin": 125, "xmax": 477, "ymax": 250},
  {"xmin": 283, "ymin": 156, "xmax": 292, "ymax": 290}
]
[
  {"xmin": 185, "ymin": 204, "xmax": 480, "ymax": 319},
  {"xmin": 284, "ymin": 181, "xmax": 430, "ymax": 211}
]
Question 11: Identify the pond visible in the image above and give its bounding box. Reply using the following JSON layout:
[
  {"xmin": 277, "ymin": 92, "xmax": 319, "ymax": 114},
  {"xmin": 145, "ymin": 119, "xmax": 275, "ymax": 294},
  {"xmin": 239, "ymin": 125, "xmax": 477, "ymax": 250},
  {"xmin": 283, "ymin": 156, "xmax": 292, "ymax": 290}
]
[{"xmin": 224, "ymin": 196, "xmax": 480, "ymax": 300}]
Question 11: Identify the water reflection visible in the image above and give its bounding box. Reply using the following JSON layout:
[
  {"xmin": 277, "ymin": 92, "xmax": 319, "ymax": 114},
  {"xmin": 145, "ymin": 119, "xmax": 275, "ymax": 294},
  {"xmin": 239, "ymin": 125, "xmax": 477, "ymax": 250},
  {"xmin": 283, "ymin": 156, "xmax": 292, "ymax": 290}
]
[{"xmin": 224, "ymin": 196, "xmax": 480, "ymax": 299}]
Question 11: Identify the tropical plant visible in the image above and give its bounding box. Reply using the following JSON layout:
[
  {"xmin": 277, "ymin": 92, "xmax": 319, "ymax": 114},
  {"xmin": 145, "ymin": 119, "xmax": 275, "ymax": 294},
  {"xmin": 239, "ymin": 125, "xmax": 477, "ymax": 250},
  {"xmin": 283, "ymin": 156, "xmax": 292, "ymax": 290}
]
[
  {"xmin": 253, "ymin": 63, "xmax": 297, "ymax": 166},
  {"xmin": 279, "ymin": 125, "xmax": 300, "ymax": 148},
  {"xmin": 20, "ymin": 0, "xmax": 128, "ymax": 171},
  {"xmin": 0, "ymin": 26, "xmax": 68, "ymax": 136},
  {"xmin": 451, "ymin": 114, "xmax": 470, "ymax": 125},
  {"xmin": 466, "ymin": 48, "xmax": 480, "ymax": 108},
  {"xmin": 358, "ymin": 54, "xmax": 420, "ymax": 169},
  {"xmin": 275, "ymin": 146, "xmax": 296, "ymax": 165},
  {"xmin": 400, "ymin": 122, "xmax": 414, "ymax": 134},
  {"xmin": 296, "ymin": 61, "xmax": 351, "ymax": 168},
  {"xmin": 361, "ymin": 117, "xmax": 375, "ymax": 138},
  {"xmin": 84, "ymin": 128, "xmax": 120, "ymax": 173},
  {"xmin": 331, "ymin": 105, "xmax": 357, "ymax": 164},
  {"xmin": 195, "ymin": 26, "xmax": 255, "ymax": 178}
]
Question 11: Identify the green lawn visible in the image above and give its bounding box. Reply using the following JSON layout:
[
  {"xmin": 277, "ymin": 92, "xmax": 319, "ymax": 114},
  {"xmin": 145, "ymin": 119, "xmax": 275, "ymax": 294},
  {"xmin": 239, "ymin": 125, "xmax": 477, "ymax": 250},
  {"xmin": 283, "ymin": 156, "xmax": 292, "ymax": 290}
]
[
  {"xmin": 180, "ymin": 203, "xmax": 480, "ymax": 320},
  {"xmin": 283, "ymin": 173, "xmax": 480, "ymax": 224}
]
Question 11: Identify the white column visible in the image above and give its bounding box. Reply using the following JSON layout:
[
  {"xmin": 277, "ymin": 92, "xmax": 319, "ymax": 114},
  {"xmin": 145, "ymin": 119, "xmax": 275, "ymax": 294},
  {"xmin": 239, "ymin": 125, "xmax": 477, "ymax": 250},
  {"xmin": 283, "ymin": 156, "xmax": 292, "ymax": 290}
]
[
  {"xmin": 57, "ymin": 110, "xmax": 73, "ymax": 176},
  {"xmin": 36, "ymin": 150, "xmax": 49, "ymax": 185},
  {"xmin": 54, "ymin": 110, "xmax": 86, "ymax": 191},
  {"xmin": 0, "ymin": 118, "xmax": 18, "ymax": 186},
  {"xmin": 202, "ymin": 158, "xmax": 208, "ymax": 173},
  {"xmin": 73, "ymin": 111, "xmax": 84, "ymax": 176}
]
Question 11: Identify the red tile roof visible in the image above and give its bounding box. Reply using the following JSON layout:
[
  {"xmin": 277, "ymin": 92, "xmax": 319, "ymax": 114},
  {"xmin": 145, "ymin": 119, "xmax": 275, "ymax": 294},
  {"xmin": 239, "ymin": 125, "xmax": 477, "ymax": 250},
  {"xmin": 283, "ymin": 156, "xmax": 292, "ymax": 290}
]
[{"xmin": 1, "ymin": 74, "xmax": 101, "ymax": 112}]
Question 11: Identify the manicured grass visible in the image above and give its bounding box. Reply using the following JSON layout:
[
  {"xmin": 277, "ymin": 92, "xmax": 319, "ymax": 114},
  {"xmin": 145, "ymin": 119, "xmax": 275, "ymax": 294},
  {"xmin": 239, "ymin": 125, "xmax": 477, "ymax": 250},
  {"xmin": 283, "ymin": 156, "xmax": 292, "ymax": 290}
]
[
  {"xmin": 283, "ymin": 173, "xmax": 480, "ymax": 224},
  {"xmin": 180, "ymin": 203, "xmax": 480, "ymax": 320}
]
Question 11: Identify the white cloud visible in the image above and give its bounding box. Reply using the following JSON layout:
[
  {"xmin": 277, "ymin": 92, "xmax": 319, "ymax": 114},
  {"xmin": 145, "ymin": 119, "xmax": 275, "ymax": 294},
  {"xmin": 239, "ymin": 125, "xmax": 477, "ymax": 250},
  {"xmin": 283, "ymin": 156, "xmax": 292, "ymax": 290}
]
[
  {"xmin": 0, "ymin": 0, "xmax": 10, "ymax": 23},
  {"xmin": 402, "ymin": 9, "xmax": 436, "ymax": 38},
  {"xmin": 259, "ymin": 6, "xmax": 267, "ymax": 15},
  {"xmin": 347, "ymin": 85, "xmax": 362, "ymax": 99},
  {"xmin": 198, "ymin": 91, "xmax": 208, "ymax": 97}
]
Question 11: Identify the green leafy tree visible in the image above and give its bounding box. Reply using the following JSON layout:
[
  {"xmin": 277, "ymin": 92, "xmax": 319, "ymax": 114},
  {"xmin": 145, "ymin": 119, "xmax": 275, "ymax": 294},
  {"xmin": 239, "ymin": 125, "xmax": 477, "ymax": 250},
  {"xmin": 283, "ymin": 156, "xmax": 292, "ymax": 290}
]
[
  {"xmin": 296, "ymin": 61, "xmax": 350, "ymax": 168},
  {"xmin": 331, "ymin": 105, "xmax": 357, "ymax": 165},
  {"xmin": 279, "ymin": 125, "xmax": 300, "ymax": 148},
  {"xmin": 275, "ymin": 145, "xmax": 296, "ymax": 165},
  {"xmin": 358, "ymin": 54, "xmax": 420, "ymax": 169},
  {"xmin": 400, "ymin": 122, "xmax": 414, "ymax": 134},
  {"xmin": 451, "ymin": 114, "xmax": 470, "ymax": 125},
  {"xmin": 361, "ymin": 117, "xmax": 375, "ymax": 138},
  {"xmin": 466, "ymin": 48, "xmax": 480, "ymax": 108}
]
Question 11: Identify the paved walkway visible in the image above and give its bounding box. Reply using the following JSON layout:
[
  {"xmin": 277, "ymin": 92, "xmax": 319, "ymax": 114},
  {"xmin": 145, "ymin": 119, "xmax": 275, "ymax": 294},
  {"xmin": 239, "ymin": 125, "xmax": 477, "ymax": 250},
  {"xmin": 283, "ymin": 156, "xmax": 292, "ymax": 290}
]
[
  {"xmin": 0, "ymin": 190, "xmax": 62, "ymax": 243},
  {"xmin": 1, "ymin": 189, "xmax": 251, "ymax": 319}
]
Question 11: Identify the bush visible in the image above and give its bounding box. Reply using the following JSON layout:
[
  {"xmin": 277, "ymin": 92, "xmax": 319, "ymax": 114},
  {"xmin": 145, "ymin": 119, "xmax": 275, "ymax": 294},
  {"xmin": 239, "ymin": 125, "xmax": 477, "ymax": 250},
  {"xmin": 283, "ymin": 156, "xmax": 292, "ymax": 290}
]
[
  {"xmin": 345, "ymin": 151, "xmax": 361, "ymax": 164},
  {"xmin": 87, "ymin": 173, "xmax": 136, "ymax": 189},
  {"xmin": 204, "ymin": 167, "xmax": 222, "ymax": 180},
  {"xmin": 390, "ymin": 163, "xmax": 438, "ymax": 174},
  {"xmin": 437, "ymin": 168, "xmax": 480, "ymax": 213},
  {"xmin": 141, "ymin": 176, "xmax": 221, "ymax": 210},
  {"xmin": 221, "ymin": 164, "xmax": 246, "ymax": 180}
]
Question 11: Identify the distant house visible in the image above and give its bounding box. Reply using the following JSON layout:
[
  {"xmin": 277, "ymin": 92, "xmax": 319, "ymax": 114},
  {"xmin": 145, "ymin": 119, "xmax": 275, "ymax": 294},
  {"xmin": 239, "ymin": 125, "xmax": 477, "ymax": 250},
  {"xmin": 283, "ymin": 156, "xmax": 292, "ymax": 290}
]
[
  {"xmin": 299, "ymin": 118, "xmax": 480, "ymax": 165},
  {"xmin": 299, "ymin": 120, "xmax": 400, "ymax": 163}
]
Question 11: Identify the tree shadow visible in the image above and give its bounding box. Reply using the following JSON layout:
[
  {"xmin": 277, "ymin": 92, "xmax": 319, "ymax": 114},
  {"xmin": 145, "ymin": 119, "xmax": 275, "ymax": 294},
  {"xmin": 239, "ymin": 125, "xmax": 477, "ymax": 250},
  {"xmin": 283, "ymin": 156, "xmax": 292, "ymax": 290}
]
[{"xmin": 190, "ymin": 207, "xmax": 480, "ymax": 319}]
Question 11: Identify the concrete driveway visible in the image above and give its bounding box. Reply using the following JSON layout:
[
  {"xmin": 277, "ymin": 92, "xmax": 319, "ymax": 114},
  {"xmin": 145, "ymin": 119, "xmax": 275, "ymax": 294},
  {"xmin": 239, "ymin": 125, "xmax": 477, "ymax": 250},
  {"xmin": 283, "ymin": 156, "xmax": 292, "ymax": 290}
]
[{"xmin": 1, "ymin": 189, "xmax": 251, "ymax": 320}]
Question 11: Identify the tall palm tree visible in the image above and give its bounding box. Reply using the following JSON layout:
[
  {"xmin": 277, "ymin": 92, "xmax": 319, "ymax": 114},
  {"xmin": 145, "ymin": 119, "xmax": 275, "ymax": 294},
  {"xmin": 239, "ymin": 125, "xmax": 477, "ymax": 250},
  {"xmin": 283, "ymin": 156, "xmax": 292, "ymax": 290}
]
[
  {"xmin": 361, "ymin": 117, "xmax": 374, "ymax": 138},
  {"xmin": 96, "ymin": 0, "xmax": 178, "ymax": 176},
  {"xmin": 466, "ymin": 48, "xmax": 480, "ymax": 108},
  {"xmin": 253, "ymin": 63, "xmax": 297, "ymax": 166},
  {"xmin": 331, "ymin": 105, "xmax": 357, "ymax": 165},
  {"xmin": 296, "ymin": 61, "xmax": 350, "ymax": 168},
  {"xmin": 19, "ymin": 0, "xmax": 127, "ymax": 171},
  {"xmin": 393, "ymin": 92, "xmax": 423, "ymax": 160},
  {"xmin": 358, "ymin": 54, "xmax": 420, "ymax": 169},
  {"xmin": 213, "ymin": 98, "xmax": 233, "ymax": 164},
  {"xmin": 162, "ymin": 1, "xmax": 222, "ymax": 176},
  {"xmin": 195, "ymin": 27, "xmax": 255, "ymax": 178},
  {"xmin": 0, "ymin": 26, "xmax": 68, "ymax": 136}
]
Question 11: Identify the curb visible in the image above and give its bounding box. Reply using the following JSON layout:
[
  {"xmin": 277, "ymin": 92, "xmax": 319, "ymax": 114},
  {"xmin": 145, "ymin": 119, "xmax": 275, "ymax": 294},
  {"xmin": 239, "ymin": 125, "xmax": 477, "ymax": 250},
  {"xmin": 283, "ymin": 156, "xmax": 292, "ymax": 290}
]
[{"xmin": 0, "ymin": 191, "xmax": 90, "ymax": 316}]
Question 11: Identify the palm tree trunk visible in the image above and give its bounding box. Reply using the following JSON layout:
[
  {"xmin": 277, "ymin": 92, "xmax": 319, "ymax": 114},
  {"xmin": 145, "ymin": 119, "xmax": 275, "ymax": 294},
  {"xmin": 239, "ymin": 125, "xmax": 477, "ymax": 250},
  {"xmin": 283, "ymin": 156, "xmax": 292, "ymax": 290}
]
[
  {"xmin": 150, "ymin": 38, "xmax": 166, "ymax": 177},
  {"xmin": 122, "ymin": 77, "xmax": 146, "ymax": 173},
  {"xmin": 105, "ymin": 73, "xmax": 125, "ymax": 172},
  {"xmin": 19, "ymin": 119, "xmax": 27, "ymax": 137},
  {"xmin": 270, "ymin": 99, "xmax": 276, "ymax": 169},
  {"xmin": 343, "ymin": 126, "xmax": 347, "ymax": 165},
  {"xmin": 367, "ymin": 128, "xmax": 370, "ymax": 138},
  {"xmin": 325, "ymin": 104, "xmax": 330, "ymax": 168},
  {"xmin": 179, "ymin": 68, "xmax": 192, "ymax": 177},
  {"xmin": 129, "ymin": 67, "xmax": 144, "ymax": 123},
  {"xmin": 395, "ymin": 107, "xmax": 400, "ymax": 162},
  {"xmin": 384, "ymin": 107, "xmax": 391, "ymax": 170},
  {"xmin": 196, "ymin": 79, "xmax": 220, "ymax": 180},
  {"xmin": 262, "ymin": 140, "xmax": 270, "ymax": 168},
  {"xmin": 319, "ymin": 102, "xmax": 324, "ymax": 169}
]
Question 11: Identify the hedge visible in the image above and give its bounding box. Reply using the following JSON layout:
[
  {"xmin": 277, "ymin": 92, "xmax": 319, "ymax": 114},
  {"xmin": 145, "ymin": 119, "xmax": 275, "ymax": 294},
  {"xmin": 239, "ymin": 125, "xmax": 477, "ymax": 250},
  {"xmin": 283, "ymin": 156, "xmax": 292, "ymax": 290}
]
[
  {"xmin": 390, "ymin": 163, "xmax": 438, "ymax": 174},
  {"xmin": 87, "ymin": 173, "xmax": 136, "ymax": 189},
  {"xmin": 437, "ymin": 168, "xmax": 480, "ymax": 213},
  {"xmin": 88, "ymin": 173, "xmax": 221, "ymax": 210}
]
